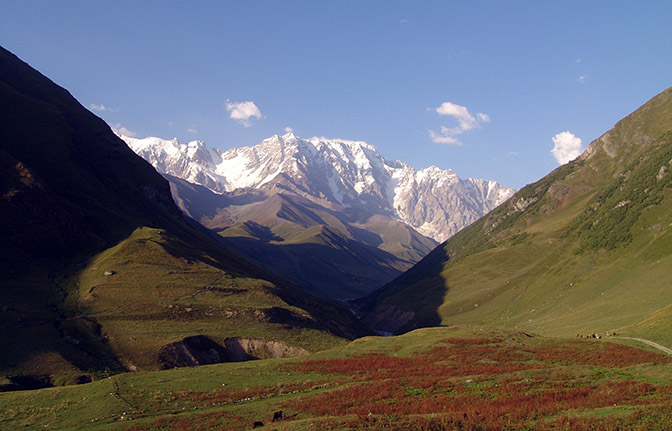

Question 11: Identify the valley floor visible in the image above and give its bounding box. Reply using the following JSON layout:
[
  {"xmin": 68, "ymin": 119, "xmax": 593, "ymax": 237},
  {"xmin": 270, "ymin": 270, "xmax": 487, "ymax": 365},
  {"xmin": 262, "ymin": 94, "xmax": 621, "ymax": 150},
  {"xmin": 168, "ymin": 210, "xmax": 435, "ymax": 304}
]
[{"xmin": 2, "ymin": 326, "xmax": 672, "ymax": 430}]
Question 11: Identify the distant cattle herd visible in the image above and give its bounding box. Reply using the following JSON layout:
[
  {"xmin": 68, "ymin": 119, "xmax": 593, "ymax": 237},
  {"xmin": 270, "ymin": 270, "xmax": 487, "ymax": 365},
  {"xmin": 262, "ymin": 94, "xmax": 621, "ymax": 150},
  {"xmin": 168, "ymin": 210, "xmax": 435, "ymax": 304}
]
[{"xmin": 577, "ymin": 332, "xmax": 617, "ymax": 340}]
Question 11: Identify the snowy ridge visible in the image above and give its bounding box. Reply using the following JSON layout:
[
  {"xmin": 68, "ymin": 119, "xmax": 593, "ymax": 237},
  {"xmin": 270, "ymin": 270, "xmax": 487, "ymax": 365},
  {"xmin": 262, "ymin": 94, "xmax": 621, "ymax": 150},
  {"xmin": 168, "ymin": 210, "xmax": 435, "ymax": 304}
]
[{"xmin": 121, "ymin": 132, "xmax": 515, "ymax": 242}]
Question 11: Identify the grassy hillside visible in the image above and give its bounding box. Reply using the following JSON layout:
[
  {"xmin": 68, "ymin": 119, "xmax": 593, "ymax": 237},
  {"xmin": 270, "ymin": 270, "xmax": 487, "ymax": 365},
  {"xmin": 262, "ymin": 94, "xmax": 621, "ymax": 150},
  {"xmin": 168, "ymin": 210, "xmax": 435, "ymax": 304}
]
[
  {"xmin": 0, "ymin": 45, "xmax": 369, "ymax": 388},
  {"xmin": 361, "ymin": 87, "xmax": 672, "ymax": 345},
  {"xmin": 66, "ymin": 227, "xmax": 367, "ymax": 369},
  {"xmin": 2, "ymin": 327, "xmax": 671, "ymax": 430}
]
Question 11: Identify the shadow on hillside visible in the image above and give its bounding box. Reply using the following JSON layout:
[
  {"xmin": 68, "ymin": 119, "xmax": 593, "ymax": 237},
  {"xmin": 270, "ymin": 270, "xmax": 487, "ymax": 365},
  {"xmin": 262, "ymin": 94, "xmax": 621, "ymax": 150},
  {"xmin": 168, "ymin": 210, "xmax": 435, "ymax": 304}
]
[
  {"xmin": 354, "ymin": 244, "xmax": 449, "ymax": 335},
  {"xmin": 217, "ymin": 236, "xmax": 406, "ymax": 301},
  {"xmin": 166, "ymin": 174, "xmax": 269, "ymax": 220},
  {"xmin": 137, "ymin": 229, "xmax": 373, "ymax": 340},
  {"xmin": 0, "ymin": 275, "xmax": 125, "ymax": 391}
]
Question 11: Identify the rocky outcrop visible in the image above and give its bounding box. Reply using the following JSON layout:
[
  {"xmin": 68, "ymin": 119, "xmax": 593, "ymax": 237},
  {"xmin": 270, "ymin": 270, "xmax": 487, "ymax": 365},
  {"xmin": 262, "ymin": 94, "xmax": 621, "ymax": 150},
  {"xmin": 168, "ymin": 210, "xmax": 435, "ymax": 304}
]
[
  {"xmin": 158, "ymin": 335, "xmax": 308, "ymax": 369},
  {"xmin": 223, "ymin": 337, "xmax": 309, "ymax": 361},
  {"xmin": 159, "ymin": 336, "xmax": 229, "ymax": 368}
]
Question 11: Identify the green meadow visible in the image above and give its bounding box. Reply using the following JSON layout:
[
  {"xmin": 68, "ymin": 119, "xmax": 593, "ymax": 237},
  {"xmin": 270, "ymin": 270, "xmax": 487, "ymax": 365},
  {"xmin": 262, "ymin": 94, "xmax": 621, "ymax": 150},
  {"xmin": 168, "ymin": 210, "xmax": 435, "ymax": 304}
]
[{"xmin": 2, "ymin": 327, "xmax": 672, "ymax": 430}]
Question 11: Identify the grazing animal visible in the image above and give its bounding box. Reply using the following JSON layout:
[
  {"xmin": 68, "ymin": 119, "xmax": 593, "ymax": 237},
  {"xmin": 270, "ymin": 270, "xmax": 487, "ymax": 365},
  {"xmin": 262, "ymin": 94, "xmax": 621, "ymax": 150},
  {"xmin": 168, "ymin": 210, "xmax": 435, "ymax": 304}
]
[
  {"xmin": 253, "ymin": 421, "xmax": 264, "ymax": 428},
  {"xmin": 272, "ymin": 410, "xmax": 283, "ymax": 422}
]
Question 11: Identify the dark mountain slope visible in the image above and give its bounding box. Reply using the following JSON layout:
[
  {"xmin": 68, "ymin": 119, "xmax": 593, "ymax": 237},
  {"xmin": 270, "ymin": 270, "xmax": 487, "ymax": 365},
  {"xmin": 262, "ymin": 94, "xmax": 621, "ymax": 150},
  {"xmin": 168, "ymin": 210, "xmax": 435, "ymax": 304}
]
[
  {"xmin": 361, "ymin": 87, "xmax": 672, "ymax": 344},
  {"xmin": 0, "ymin": 46, "xmax": 369, "ymax": 387},
  {"xmin": 168, "ymin": 176, "xmax": 437, "ymax": 300},
  {"xmin": 0, "ymin": 49, "xmax": 182, "ymax": 254}
]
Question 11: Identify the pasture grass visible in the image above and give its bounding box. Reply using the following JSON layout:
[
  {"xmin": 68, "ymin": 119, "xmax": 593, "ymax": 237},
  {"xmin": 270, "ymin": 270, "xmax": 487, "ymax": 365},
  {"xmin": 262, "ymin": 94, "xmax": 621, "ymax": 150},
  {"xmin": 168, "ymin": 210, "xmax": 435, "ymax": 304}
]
[{"xmin": 2, "ymin": 326, "xmax": 672, "ymax": 430}]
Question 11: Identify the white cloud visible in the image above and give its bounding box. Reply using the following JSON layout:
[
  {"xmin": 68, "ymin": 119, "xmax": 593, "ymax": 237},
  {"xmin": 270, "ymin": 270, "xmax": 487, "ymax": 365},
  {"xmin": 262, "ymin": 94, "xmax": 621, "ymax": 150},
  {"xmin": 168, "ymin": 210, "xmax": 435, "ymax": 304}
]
[
  {"xmin": 109, "ymin": 122, "xmax": 136, "ymax": 138},
  {"xmin": 89, "ymin": 103, "xmax": 118, "ymax": 112},
  {"xmin": 225, "ymin": 100, "xmax": 262, "ymax": 127},
  {"xmin": 284, "ymin": 126, "xmax": 294, "ymax": 133},
  {"xmin": 429, "ymin": 101, "xmax": 490, "ymax": 145},
  {"xmin": 187, "ymin": 128, "xmax": 198, "ymax": 134},
  {"xmin": 577, "ymin": 75, "xmax": 587, "ymax": 84},
  {"xmin": 429, "ymin": 129, "xmax": 462, "ymax": 145},
  {"xmin": 551, "ymin": 131, "xmax": 583, "ymax": 164}
]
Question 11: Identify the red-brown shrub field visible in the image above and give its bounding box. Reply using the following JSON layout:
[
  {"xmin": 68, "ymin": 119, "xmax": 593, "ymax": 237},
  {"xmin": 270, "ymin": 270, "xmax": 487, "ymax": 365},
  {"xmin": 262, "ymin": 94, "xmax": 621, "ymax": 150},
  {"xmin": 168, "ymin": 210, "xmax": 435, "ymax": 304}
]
[
  {"xmin": 281, "ymin": 337, "xmax": 672, "ymax": 430},
  {"xmin": 124, "ymin": 336, "xmax": 672, "ymax": 431}
]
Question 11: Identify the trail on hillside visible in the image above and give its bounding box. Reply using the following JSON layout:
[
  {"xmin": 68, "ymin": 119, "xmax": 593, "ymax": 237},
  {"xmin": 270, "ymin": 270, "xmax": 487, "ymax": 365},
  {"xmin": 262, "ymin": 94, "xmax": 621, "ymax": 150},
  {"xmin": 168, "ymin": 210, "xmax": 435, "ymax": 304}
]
[{"xmin": 612, "ymin": 337, "xmax": 672, "ymax": 356}]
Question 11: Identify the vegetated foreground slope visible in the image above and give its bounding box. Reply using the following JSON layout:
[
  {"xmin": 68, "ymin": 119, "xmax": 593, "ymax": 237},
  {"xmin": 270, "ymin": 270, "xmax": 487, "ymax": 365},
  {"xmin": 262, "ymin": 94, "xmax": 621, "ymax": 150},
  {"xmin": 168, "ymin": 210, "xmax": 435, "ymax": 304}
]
[
  {"xmin": 361, "ymin": 87, "xmax": 672, "ymax": 344},
  {"xmin": 2, "ymin": 326, "xmax": 672, "ymax": 430},
  {"xmin": 0, "ymin": 45, "xmax": 369, "ymax": 388}
]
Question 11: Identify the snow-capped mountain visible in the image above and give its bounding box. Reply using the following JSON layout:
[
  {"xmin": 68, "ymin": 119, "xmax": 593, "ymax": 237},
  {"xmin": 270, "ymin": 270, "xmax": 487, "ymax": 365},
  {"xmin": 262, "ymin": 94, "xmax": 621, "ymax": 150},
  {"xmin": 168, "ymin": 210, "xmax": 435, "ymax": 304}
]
[{"xmin": 122, "ymin": 132, "xmax": 514, "ymax": 242}]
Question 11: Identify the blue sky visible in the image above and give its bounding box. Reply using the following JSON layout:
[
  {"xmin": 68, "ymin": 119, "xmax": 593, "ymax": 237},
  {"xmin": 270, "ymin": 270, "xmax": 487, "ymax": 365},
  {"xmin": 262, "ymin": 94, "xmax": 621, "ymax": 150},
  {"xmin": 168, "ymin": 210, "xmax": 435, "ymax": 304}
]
[{"xmin": 1, "ymin": 1, "xmax": 671, "ymax": 189}]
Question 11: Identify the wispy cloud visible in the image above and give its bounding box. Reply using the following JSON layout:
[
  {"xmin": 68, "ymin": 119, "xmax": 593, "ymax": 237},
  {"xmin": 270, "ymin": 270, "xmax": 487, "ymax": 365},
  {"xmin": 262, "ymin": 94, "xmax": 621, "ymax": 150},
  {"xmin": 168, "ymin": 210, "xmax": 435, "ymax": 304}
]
[
  {"xmin": 551, "ymin": 131, "xmax": 583, "ymax": 164},
  {"xmin": 428, "ymin": 101, "xmax": 490, "ymax": 145},
  {"xmin": 577, "ymin": 75, "xmax": 587, "ymax": 84},
  {"xmin": 225, "ymin": 100, "xmax": 263, "ymax": 127},
  {"xmin": 109, "ymin": 122, "xmax": 136, "ymax": 138},
  {"xmin": 89, "ymin": 103, "xmax": 119, "ymax": 112},
  {"xmin": 429, "ymin": 128, "xmax": 462, "ymax": 145},
  {"xmin": 187, "ymin": 128, "xmax": 198, "ymax": 134},
  {"xmin": 284, "ymin": 126, "xmax": 294, "ymax": 134}
]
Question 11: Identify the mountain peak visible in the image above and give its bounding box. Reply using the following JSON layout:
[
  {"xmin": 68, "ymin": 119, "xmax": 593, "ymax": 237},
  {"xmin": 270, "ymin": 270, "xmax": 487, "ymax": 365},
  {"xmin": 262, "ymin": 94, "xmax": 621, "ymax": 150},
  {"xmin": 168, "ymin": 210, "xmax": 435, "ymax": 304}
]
[
  {"xmin": 308, "ymin": 136, "xmax": 378, "ymax": 154},
  {"xmin": 281, "ymin": 131, "xmax": 298, "ymax": 141},
  {"xmin": 580, "ymin": 86, "xmax": 672, "ymax": 164},
  {"xmin": 265, "ymin": 132, "xmax": 298, "ymax": 145},
  {"xmin": 122, "ymin": 133, "xmax": 515, "ymax": 242}
]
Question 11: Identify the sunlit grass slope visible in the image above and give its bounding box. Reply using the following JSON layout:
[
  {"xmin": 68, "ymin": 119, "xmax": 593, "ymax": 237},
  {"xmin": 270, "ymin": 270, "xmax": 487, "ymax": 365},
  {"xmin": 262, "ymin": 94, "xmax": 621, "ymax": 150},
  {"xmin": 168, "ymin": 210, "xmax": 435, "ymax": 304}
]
[
  {"xmin": 64, "ymin": 227, "xmax": 356, "ymax": 371},
  {"xmin": 361, "ymin": 87, "xmax": 672, "ymax": 345}
]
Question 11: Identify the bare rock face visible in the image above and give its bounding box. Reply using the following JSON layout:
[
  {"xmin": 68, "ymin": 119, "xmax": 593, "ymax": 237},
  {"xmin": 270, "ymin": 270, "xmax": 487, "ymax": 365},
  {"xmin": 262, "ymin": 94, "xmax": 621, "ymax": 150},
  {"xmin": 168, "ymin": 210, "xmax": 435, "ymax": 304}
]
[
  {"xmin": 158, "ymin": 336, "xmax": 229, "ymax": 368},
  {"xmin": 158, "ymin": 335, "xmax": 308, "ymax": 369},
  {"xmin": 223, "ymin": 337, "xmax": 308, "ymax": 361},
  {"xmin": 122, "ymin": 133, "xmax": 514, "ymax": 243}
]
